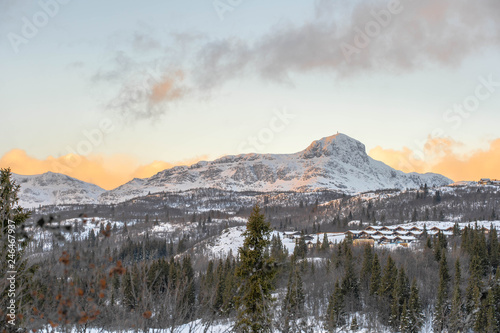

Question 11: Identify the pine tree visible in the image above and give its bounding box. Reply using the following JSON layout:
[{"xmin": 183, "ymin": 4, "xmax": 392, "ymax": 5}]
[
  {"xmin": 294, "ymin": 232, "xmax": 307, "ymax": 259},
  {"xmin": 484, "ymin": 290, "xmax": 498, "ymax": 333},
  {"xmin": 488, "ymin": 225, "xmax": 499, "ymax": 272},
  {"xmin": 325, "ymin": 281, "xmax": 345, "ymax": 331},
  {"xmin": 360, "ymin": 244, "xmax": 373, "ymax": 291},
  {"xmin": 369, "ymin": 253, "xmax": 381, "ymax": 296},
  {"xmin": 407, "ymin": 279, "xmax": 423, "ymax": 333},
  {"xmin": 181, "ymin": 256, "xmax": 196, "ymax": 320},
  {"xmin": 0, "ymin": 168, "xmax": 32, "ymax": 329},
  {"xmin": 282, "ymin": 256, "xmax": 305, "ymax": 333},
  {"xmin": 379, "ymin": 256, "xmax": 397, "ymax": 299},
  {"xmin": 389, "ymin": 266, "xmax": 410, "ymax": 330},
  {"xmin": 434, "ymin": 250, "xmax": 450, "ymax": 332},
  {"xmin": 449, "ymin": 260, "xmax": 464, "ymax": 333},
  {"xmin": 235, "ymin": 205, "xmax": 276, "ymax": 333},
  {"xmin": 400, "ymin": 300, "xmax": 410, "ymax": 333},
  {"xmin": 222, "ymin": 256, "xmax": 237, "ymax": 314},
  {"xmin": 378, "ymin": 256, "xmax": 398, "ymax": 324},
  {"xmin": 341, "ymin": 244, "xmax": 360, "ymax": 312},
  {"xmin": 434, "ymin": 190, "xmax": 442, "ymax": 204},
  {"xmin": 321, "ymin": 233, "xmax": 330, "ymax": 251}
]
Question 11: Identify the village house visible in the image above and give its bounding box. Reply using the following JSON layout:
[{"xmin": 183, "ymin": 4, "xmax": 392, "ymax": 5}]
[{"xmin": 343, "ymin": 223, "xmax": 464, "ymax": 247}]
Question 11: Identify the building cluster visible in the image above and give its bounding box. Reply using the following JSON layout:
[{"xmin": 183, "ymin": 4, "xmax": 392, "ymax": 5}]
[
  {"xmin": 345, "ymin": 224, "xmax": 454, "ymax": 246},
  {"xmin": 479, "ymin": 178, "xmax": 500, "ymax": 186},
  {"xmin": 282, "ymin": 222, "xmax": 497, "ymax": 249}
]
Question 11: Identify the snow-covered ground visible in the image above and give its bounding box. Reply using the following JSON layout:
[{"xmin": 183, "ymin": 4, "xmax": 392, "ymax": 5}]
[
  {"xmin": 204, "ymin": 227, "xmax": 346, "ymax": 259},
  {"xmin": 29, "ymin": 217, "xmax": 136, "ymax": 251}
]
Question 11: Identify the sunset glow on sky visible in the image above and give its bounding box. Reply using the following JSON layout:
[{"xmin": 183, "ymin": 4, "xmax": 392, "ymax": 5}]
[{"xmin": 1, "ymin": 0, "xmax": 499, "ymax": 189}]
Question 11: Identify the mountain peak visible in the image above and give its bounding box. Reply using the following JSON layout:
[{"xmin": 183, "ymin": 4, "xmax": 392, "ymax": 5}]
[{"xmin": 301, "ymin": 133, "xmax": 366, "ymax": 159}]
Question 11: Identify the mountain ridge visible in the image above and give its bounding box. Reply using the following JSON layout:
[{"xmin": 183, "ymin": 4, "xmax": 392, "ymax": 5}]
[{"xmin": 12, "ymin": 133, "xmax": 453, "ymax": 207}]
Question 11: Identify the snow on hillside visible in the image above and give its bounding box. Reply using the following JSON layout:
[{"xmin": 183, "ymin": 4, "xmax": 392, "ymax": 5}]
[
  {"xmin": 30, "ymin": 217, "xmax": 135, "ymax": 251},
  {"xmin": 13, "ymin": 172, "xmax": 105, "ymax": 208},
  {"xmin": 100, "ymin": 134, "xmax": 452, "ymax": 204},
  {"xmin": 202, "ymin": 220, "xmax": 500, "ymax": 259},
  {"xmin": 203, "ymin": 227, "xmax": 346, "ymax": 259}
]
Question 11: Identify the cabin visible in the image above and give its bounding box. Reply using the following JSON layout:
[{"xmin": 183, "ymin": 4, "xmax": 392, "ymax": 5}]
[
  {"xmin": 345, "ymin": 230, "xmax": 363, "ymax": 239},
  {"xmin": 479, "ymin": 178, "xmax": 492, "ymax": 185},
  {"xmin": 364, "ymin": 226, "xmax": 384, "ymax": 232}
]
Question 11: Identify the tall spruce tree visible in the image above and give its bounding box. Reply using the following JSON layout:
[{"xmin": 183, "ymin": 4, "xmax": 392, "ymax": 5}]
[
  {"xmin": 360, "ymin": 244, "xmax": 373, "ymax": 291},
  {"xmin": 488, "ymin": 225, "xmax": 499, "ymax": 272},
  {"xmin": 325, "ymin": 281, "xmax": 345, "ymax": 331},
  {"xmin": 389, "ymin": 266, "xmax": 410, "ymax": 330},
  {"xmin": 407, "ymin": 279, "xmax": 423, "ymax": 333},
  {"xmin": 434, "ymin": 249, "xmax": 450, "ymax": 332},
  {"xmin": 235, "ymin": 205, "xmax": 276, "ymax": 333},
  {"xmin": 369, "ymin": 253, "xmax": 381, "ymax": 296},
  {"xmin": 379, "ymin": 255, "xmax": 398, "ymax": 298},
  {"xmin": 0, "ymin": 168, "xmax": 32, "ymax": 329},
  {"xmin": 281, "ymin": 256, "xmax": 305, "ymax": 333},
  {"xmin": 341, "ymin": 244, "xmax": 360, "ymax": 311},
  {"xmin": 449, "ymin": 260, "xmax": 464, "ymax": 332}
]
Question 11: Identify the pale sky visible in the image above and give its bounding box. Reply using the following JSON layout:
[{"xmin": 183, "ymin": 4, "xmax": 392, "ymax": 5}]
[{"xmin": 1, "ymin": 0, "xmax": 499, "ymax": 189}]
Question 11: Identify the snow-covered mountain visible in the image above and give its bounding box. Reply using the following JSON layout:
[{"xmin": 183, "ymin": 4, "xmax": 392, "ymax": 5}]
[
  {"xmin": 13, "ymin": 172, "xmax": 106, "ymax": 208},
  {"xmin": 100, "ymin": 134, "xmax": 452, "ymax": 203}
]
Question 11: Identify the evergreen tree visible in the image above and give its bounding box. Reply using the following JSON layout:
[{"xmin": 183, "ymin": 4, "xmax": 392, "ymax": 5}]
[
  {"xmin": 483, "ymin": 290, "xmax": 498, "ymax": 333},
  {"xmin": 0, "ymin": 168, "xmax": 32, "ymax": 329},
  {"xmin": 325, "ymin": 281, "xmax": 345, "ymax": 331},
  {"xmin": 281, "ymin": 256, "xmax": 305, "ymax": 333},
  {"xmin": 181, "ymin": 256, "xmax": 196, "ymax": 320},
  {"xmin": 235, "ymin": 205, "xmax": 276, "ymax": 333},
  {"xmin": 222, "ymin": 256, "xmax": 237, "ymax": 315},
  {"xmin": 449, "ymin": 260, "xmax": 464, "ymax": 333},
  {"xmin": 379, "ymin": 256, "xmax": 397, "ymax": 298},
  {"xmin": 293, "ymin": 232, "xmax": 307, "ymax": 259},
  {"xmin": 399, "ymin": 300, "xmax": 410, "ymax": 333},
  {"xmin": 360, "ymin": 244, "xmax": 373, "ymax": 291},
  {"xmin": 407, "ymin": 279, "xmax": 423, "ymax": 333},
  {"xmin": 434, "ymin": 250, "xmax": 450, "ymax": 332},
  {"xmin": 433, "ymin": 190, "xmax": 442, "ymax": 204},
  {"xmin": 369, "ymin": 253, "xmax": 381, "ymax": 296},
  {"xmin": 488, "ymin": 225, "xmax": 499, "ymax": 272},
  {"xmin": 378, "ymin": 256, "xmax": 398, "ymax": 324},
  {"xmin": 341, "ymin": 244, "xmax": 360, "ymax": 312},
  {"xmin": 389, "ymin": 266, "xmax": 410, "ymax": 330},
  {"xmin": 321, "ymin": 233, "xmax": 330, "ymax": 251},
  {"xmin": 464, "ymin": 258, "xmax": 483, "ymax": 331}
]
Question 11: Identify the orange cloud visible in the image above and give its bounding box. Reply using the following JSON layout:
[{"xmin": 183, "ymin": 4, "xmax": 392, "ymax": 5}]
[
  {"xmin": 369, "ymin": 137, "xmax": 500, "ymax": 182},
  {"xmin": 0, "ymin": 149, "xmax": 207, "ymax": 190},
  {"xmin": 150, "ymin": 71, "xmax": 186, "ymax": 104}
]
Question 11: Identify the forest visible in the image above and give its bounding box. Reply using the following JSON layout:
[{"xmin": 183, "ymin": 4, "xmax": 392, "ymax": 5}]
[{"xmin": 1, "ymin": 168, "xmax": 500, "ymax": 332}]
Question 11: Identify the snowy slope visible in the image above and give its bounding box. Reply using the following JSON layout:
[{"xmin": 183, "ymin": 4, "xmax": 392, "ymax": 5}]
[
  {"xmin": 101, "ymin": 134, "xmax": 452, "ymax": 203},
  {"xmin": 13, "ymin": 172, "xmax": 106, "ymax": 208}
]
